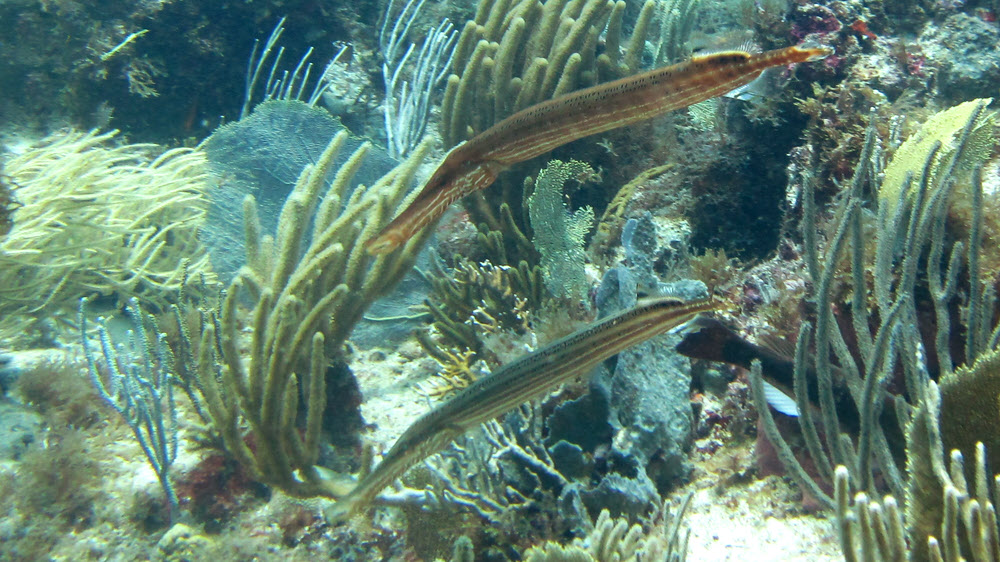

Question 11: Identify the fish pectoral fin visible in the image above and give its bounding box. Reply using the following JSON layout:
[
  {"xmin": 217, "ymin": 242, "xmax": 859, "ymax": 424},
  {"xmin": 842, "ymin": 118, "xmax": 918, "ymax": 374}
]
[
  {"xmin": 763, "ymin": 381, "xmax": 800, "ymax": 417},
  {"xmin": 724, "ymin": 68, "xmax": 775, "ymax": 101}
]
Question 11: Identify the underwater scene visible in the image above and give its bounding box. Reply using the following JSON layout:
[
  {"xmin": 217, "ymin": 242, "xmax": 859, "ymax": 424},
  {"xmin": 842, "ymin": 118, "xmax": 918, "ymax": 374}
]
[{"xmin": 2, "ymin": 0, "xmax": 1000, "ymax": 559}]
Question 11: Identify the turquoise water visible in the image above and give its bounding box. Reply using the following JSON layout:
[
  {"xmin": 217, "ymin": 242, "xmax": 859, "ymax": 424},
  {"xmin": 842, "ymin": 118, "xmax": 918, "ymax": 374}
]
[{"xmin": 0, "ymin": 0, "xmax": 998, "ymax": 560}]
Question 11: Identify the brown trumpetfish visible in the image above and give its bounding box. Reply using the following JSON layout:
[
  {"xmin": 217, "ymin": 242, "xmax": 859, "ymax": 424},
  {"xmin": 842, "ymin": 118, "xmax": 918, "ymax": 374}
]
[
  {"xmin": 366, "ymin": 42, "xmax": 832, "ymax": 254},
  {"xmin": 325, "ymin": 295, "xmax": 718, "ymax": 522}
]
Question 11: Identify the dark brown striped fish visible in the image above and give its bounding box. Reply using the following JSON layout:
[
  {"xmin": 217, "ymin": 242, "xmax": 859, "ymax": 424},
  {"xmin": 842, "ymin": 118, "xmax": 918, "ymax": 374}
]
[
  {"xmin": 325, "ymin": 295, "xmax": 718, "ymax": 522},
  {"xmin": 365, "ymin": 42, "xmax": 831, "ymax": 254},
  {"xmin": 675, "ymin": 317, "xmax": 905, "ymax": 456}
]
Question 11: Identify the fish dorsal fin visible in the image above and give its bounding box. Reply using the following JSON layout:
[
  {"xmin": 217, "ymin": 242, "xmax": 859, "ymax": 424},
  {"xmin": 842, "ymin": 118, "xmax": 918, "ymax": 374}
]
[
  {"xmin": 689, "ymin": 28, "xmax": 759, "ymax": 57},
  {"xmin": 738, "ymin": 39, "xmax": 762, "ymax": 54},
  {"xmin": 757, "ymin": 333, "xmax": 797, "ymax": 359},
  {"xmin": 691, "ymin": 39, "xmax": 761, "ymax": 59}
]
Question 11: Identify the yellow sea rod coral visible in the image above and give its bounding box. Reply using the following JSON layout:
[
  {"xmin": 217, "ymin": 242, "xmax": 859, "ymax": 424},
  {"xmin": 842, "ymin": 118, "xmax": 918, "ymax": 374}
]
[
  {"xmin": 523, "ymin": 497, "xmax": 691, "ymax": 562},
  {"xmin": 0, "ymin": 130, "xmax": 212, "ymax": 340}
]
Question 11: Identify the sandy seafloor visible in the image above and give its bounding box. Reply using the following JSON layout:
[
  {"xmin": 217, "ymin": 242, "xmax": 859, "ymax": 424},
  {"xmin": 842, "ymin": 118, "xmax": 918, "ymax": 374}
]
[
  {"xmin": 352, "ymin": 342, "xmax": 844, "ymax": 560},
  {"xmin": 0, "ymin": 327, "xmax": 842, "ymax": 559},
  {"xmin": 680, "ymin": 471, "xmax": 841, "ymax": 560}
]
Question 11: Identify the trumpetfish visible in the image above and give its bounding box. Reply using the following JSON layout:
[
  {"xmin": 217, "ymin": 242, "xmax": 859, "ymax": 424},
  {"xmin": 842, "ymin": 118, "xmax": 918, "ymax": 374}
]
[
  {"xmin": 366, "ymin": 42, "xmax": 832, "ymax": 254},
  {"xmin": 325, "ymin": 295, "xmax": 719, "ymax": 522}
]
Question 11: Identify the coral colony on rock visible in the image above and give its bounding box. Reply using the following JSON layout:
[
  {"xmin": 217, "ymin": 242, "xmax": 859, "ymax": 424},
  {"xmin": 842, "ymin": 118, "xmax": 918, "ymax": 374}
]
[{"xmin": 2, "ymin": 0, "xmax": 1000, "ymax": 560}]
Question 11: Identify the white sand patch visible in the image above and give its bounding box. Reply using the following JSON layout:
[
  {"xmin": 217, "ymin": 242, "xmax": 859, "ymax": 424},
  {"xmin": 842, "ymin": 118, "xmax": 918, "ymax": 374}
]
[
  {"xmin": 349, "ymin": 339, "xmax": 439, "ymax": 454},
  {"xmin": 680, "ymin": 468, "xmax": 841, "ymax": 561}
]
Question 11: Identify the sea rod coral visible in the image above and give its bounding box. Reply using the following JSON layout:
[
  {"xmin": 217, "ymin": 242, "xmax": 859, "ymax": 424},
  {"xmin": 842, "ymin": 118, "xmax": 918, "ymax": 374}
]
[
  {"xmin": 738, "ymin": 97, "xmax": 1000, "ymax": 561},
  {"xmin": 186, "ymin": 130, "xmax": 433, "ymax": 499}
]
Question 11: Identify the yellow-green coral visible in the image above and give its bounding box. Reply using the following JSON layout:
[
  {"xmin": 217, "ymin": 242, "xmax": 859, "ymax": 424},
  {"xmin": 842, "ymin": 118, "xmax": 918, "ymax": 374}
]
[
  {"xmin": 876, "ymin": 98, "xmax": 1000, "ymax": 286},
  {"xmin": 0, "ymin": 162, "xmax": 17, "ymax": 238},
  {"xmin": 526, "ymin": 159, "xmax": 595, "ymax": 302},
  {"xmin": 191, "ymin": 131, "xmax": 432, "ymax": 499},
  {"xmin": 938, "ymin": 346, "xmax": 1000, "ymax": 478},
  {"xmin": 524, "ymin": 497, "xmax": 691, "ymax": 561},
  {"xmin": 880, "ymin": 98, "xmax": 997, "ymax": 217},
  {"xmin": 419, "ymin": 258, "xmax": 536, "ymax": 363},
  {"xmin": 0, "ymin": 130, "xmax": 212, "ymax": 341},
  {"xmin": 441, "ymin": 0, "xmax": 653, "ymax": 148},
  {"xmin": 417, "ymin": 348, "xmax": 482, "ymax": 398},
  {"xmin": 838, "ymin": 375, "xmax": 1000, "ymax": 562},
  {"xmin": 651, "ymin": 0, "xmax": 702, "ymax": 66}
]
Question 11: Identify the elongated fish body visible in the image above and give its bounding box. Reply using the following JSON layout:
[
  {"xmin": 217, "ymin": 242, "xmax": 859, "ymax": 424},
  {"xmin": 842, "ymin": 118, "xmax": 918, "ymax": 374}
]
[
  {"xmin": 326, "ymin": 295, "xmax": 718, "ymax": 522},
  {"xmin": 365, "ymin": 43, "xmax": 832, "ymax": 254}
]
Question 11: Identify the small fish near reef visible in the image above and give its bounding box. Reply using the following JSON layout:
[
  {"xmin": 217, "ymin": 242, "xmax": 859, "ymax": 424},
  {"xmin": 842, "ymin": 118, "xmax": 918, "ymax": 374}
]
[
  {"xmin": 676, "ymin": 317, "xmax": 905, "ymax": 455},
  {"xmin": 325, "ymin": 295, "xmax": 720, "ymax": 523},
  {"xmin": 365, "ymin": 42, "xmax": 832, "ymax": 254}
]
